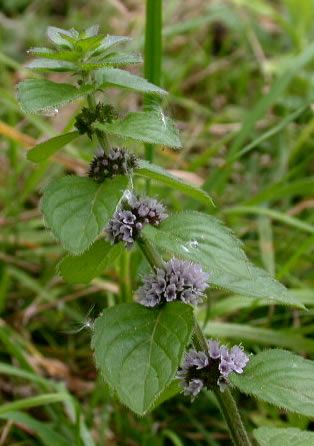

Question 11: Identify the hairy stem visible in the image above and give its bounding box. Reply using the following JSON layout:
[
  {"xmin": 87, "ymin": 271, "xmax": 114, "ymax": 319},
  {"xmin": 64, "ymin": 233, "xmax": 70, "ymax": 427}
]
[
  {"xmin": 192, "ymin": 318, "xmax": 208, "ymax": 352},
  {"xmin": 119, "ymin": 250, "xmax": 132, "ymax": 303},
  {"xmin": 193, "ymin": 318, "xmax": 251, "ymax": 446},
  {"xmin": 82, "ymin": 71, "xmax": 110, "ymax": 152},
  {"xmin": 214, "ymin": 388, "xmax": 252, "ymax": 446},
  {"xmin": 137, "ymin": 236, "xmax": 164, "ymax": 269}
]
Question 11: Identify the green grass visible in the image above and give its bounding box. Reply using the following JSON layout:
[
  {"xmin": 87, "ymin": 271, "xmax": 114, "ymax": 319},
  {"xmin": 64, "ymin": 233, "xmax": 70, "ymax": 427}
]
[{"xmin": 0, "ymin": 0, "xmax": 314, "ymax": 444}]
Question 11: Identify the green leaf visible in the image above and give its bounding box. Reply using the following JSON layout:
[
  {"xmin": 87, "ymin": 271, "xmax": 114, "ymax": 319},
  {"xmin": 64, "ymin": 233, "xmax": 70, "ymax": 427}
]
[
  {"xmin": 95, "ymin": 68, "xmax": 167, "ymax": 95},
  {"xmin": 58, "ymin": 239, "xmax": 122, "ymax": 284},
  {"xmin": 91, "ymin": 35, "xmax": 131, "ymax": 55},
  {"xmin": 75, "ymin": 35, "xmax": 104, "ymax": 52},
  {"xmin": 143, "ymin": 211, "xmax": 301, "ymax": 307},
  {"xmin": 47, "ymin": 26, "xmax": 76, "ymax": 48},
  {"xmin": 0, "ymin": 411, "xmax": 69, "ymax": 446},
  {"xmin": 97, "ymin": 52, "xmax": 143, "ymax": 66},
  {"xmin": 26, "ymin": 59, "xmax": 77, "ymax": 72},
  {"xmin": 84, "ymin": 24, "xmax": 100, "ymax": 38},
  {"xmin": 95, "ymin": 111, "xmax": 182, "ymax": 149},
  {"xmin": 27, "ymin": 131, "xmax": 80, "ymax": 162},
  {"xmin": 254, "ymin": 427, "xmax": 314, "ymax": 446},
  {"xmin": 27, "ymin": 47, "xmax": 80, "ymax": 61},
  {"xmin": 136, "ymin": 160, "xmax": 213, "ymax": 206},
  {"xmin": 231, "ymin": 349, "xmax": 314, "ymax": 417},
  {"xmin": 92, "ymin": 302, "xmax": 193, "ymax": 415},
  {"xmin": 17, "ymin": 79, "xmax": 94, "ymax": 114},
  {"xmin": 151, "ymin": 380, "xmax": 182, "ymax": 410},
  {"xmin": 42, "ymin": 175, "xmax": 128, "ymax": 254}
]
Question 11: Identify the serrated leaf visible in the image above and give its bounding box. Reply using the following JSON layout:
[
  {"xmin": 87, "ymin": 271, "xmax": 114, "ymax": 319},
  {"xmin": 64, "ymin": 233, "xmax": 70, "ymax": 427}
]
[
  {"xmin": 83, "ymin": 54, "xmax": 143, "ymax": 71},
  {"xmin": 92, "ymin": 302, "xmax": 193, "ymax": 415},
  {"xmin": 91, "ymin": 35, "xmax": 131, "ymax": 56},
  {"xmin": 42, "ymin": 175, "xmax": 128, "ymax": 254},
  {"xmin": 84, "ymin": 24, "xmax": 100, "ymax": 38},
  {"xmin": 95, "ymin": 67, "xmax": 166, "ymax": 95},
  {"xmin": 231, "ymin": 349, "xmax": 314, "ymax": 417},
  {"xmin": 17, "ymin": 79, "xmax": 94, "ymax": 114},
  {"xmin": 98, "ymin": 52, "xmax": 143, "ymax": 66},
  {"xmin": 95, "ymin": 111, "xmax": 182, "ymax": 148},
  {"xmin": 27, "ymin": 131, "xmax": 80, "ymax": 162},
  {"xmin": 58, "ymin": 239, "xmax": 122, "ymax": 284},
  {"xmin": 27, "ymin": 48, "xmax": 80, "ymax": 61},
  {"xmin": 136, "ymin": 160, "xmax": 213, "ymax": 206},
  {"xmin": 143, "ymin": 211, "xmax": 300, "ymax": 307},
  {"xmin": 47, "ymin": 26, "xmax": 75, "ymax": 48},
  {"xmin": 26, "ymin": 59, "xmax": 77, "ymax": 72},
  {"xmin": 254, "ymin": 427, "xmax": 314, "ymax": 446},
  {"xmin": 76, "ymin": 35, "xmax": 104, "ymax": 52}
]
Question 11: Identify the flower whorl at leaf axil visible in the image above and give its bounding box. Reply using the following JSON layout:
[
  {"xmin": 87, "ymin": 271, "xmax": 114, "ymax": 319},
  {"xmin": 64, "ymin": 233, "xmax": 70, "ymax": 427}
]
[
  {"xmin": 89, "ymin": 147, "xmax": 138, "ymax": 182},
  {"xmin": 106, "ymin": 193, "xmax": 168, "ymax": 247},
  {"xmin": 177, "ymin": 339, "xmax": 250, "ymax": 399},
  {"xmin": 137, "ymin": 258, "xmax": 209, "ymax": 307}
]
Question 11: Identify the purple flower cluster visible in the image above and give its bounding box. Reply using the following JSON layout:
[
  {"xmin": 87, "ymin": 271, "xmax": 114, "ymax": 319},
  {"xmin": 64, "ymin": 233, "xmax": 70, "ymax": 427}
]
[
  {"xmin": 137, "ymin": 258, "xmax": 209, "ymax": 307},
  {"xmin": 177, "ymin": 339, "xmax": 249, "ymax": 399},
  {"xmin": 107, "ymin": 195, "xmax": 167, "ymax": 247},
  {"xmin": 89, "ymin": 147, "xmax": 137, "ymax": 182}
]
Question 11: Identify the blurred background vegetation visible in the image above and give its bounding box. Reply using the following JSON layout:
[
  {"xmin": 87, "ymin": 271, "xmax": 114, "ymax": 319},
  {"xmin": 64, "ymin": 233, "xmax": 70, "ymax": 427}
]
[{"xmin": 0, "ymin": 0, "xmax": 314, "ymax": 444}]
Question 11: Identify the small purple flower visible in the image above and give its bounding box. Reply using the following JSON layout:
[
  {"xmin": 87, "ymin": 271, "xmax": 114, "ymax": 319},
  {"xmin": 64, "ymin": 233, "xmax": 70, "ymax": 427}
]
[
  {"xmin": 182, "ymin": 350, "xmax": 209, "ymax": 370},
  {"xmin": 137, "ymin": 258, "xmax": 209, "ymax": 307},
  {"xmin": 106, "ymin": 193, "xmax": 167, "ymax": 247},
  {"xmin": 208, "ymin": 340, "xmax": 221, "ymax": 359},
  {"xmin": 89, "ymin": 147, "xmax": 137, "ymax": 182},
  {"xmin": 184, "ymin": 379, "xmax": 204, "ymax": 398},
  {"xmin": 229, "ymin": 345, "xmax": 249, "ymax": 374}
]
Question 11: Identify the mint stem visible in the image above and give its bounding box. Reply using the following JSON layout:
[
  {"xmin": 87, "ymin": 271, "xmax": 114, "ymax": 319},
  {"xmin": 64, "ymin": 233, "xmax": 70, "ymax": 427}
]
[
  {"xmin": 137, "ymin": 236, "xmax": 164, "ymax": 269},
  {"xmin": 138, "ymin": 237, "xmax": 251, "ymax": 446},
  {"xmin": 214, "ymin": 388, "xmax": 252, "ymax": 446},
  {"xmin": 82, "ymin": 71, "xmax": 110, "ymax": 152},
  {"xmin": 193, "ymin": 319, "xmax": 252, "ymax": 446}
]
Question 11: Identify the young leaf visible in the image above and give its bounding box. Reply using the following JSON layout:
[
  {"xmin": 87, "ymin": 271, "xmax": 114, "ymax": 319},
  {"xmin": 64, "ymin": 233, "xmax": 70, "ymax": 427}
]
[
  {"xmin": 17, "ymin": 79, "xmax": 94, "ymax": 114},
  {"xmin": 97, "ymin": 52, "xmax": 143, "ymax": 66},
  {"xmin": 27, "ymin": 47, "xmax": 80, "ymax": 61},
  {"xmin": 75, "ymin": 35, "xmax": 104, "ymax": 53},
  {"xmin": 95, "ymin": 111, "xmax": 182, "ymax": 149},
  {"xmin": 143, "ymin": 211, "xmax": 301, "ymax": 307},
  {"xmin": 42, "ymin": 175, "xmax": 128, "ymax": 254},
  {"xmin": 231, "ymin": 349, "xmax": 314, "ymax": 417},
  {"xmin": 84, "ymin": 24, "xmax": 100, "ymax": 38},
  {"xmin": 254, "ymin": 427, "xmax": 314, "ymax": 446},
  {"xmin": 47, "ymin": 26, "xmax": 76, "ymax": 48},
  {"xmin": 27, "ymin": 131, "xmax": 80, "ymax": 162},
  {"xmin": 26, "ymin": 59, "xmax": 77, "ymax": 72},
  {"xmin": 91, "ymin": 35, "xmax": 132, "ymax": 56},
  {"xmin": 58, "ymin": 239, "xmax": 122, "ymax": 284},
  {"xmin": 92, "ymin": 302, "xmax": 193, "ymax": 415},
  {"xmin": 135, "ymin": 160, "xmax": 213, "ymax": 206},
  {"xmin": 95, "ymin": 67, "xmax": 167, "ymax": 95}
]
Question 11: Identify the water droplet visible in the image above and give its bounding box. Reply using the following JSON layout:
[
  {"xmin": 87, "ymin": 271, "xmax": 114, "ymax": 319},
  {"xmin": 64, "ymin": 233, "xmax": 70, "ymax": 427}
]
[
  {"xmin": 39, "ymin": 107, "xmax": 59, "ymax": 117},
  {"xmin": 189, "ymin": 240, "xmax": 198, "ymax": 248}
]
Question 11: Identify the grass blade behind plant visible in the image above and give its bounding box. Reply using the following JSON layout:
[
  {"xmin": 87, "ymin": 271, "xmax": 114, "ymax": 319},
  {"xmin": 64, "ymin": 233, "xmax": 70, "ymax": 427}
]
[{"xmin": 144, "ymin": 0, "xmax": 162, "ymax": 193}]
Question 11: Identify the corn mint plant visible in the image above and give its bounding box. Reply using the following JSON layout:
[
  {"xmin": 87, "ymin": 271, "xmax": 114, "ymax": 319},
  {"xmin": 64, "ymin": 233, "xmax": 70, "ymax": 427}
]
[{"xmin": 17, "ymin": 24, "xmax": 314, "ymax": 446}]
